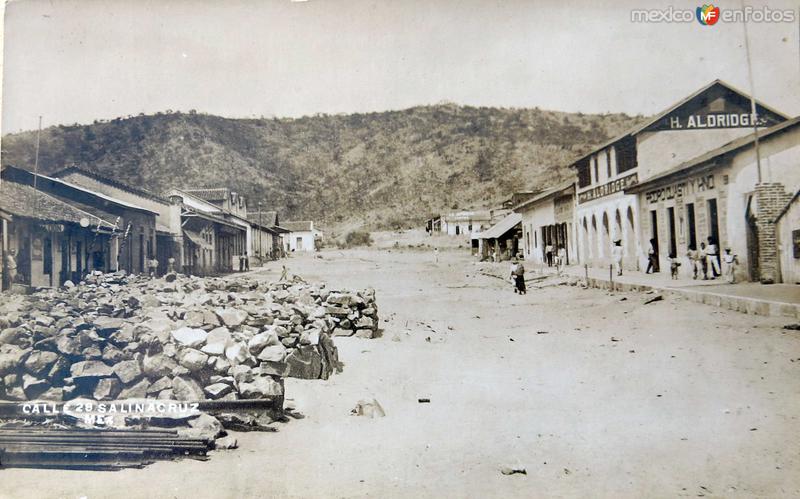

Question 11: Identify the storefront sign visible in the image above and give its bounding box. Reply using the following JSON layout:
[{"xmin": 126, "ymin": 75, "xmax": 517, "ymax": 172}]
[
  {"xmin": 578, "ymin": 173, "xmax": 638, "ymax": 204},
  {"xmin": 667, "ymin": 113, "xmax": 767, "ymax": 130},
  {"xmin": 554, "ymin": 195, "xmax": 574, "ymax": 222},
  {"xmin": 42, "ymin": 224, "xmax": 65, "ymax": 233},
  {"xmin": 645, "ymin": 174, "xmax": 715, "ymax": 204}
]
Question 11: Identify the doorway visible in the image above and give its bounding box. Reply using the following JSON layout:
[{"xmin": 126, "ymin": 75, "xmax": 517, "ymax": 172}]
[
  {"xmin": 707, "ymin": 199, "xmax": 719, "ymax": 244},
  {"xmin": 686, "ymin": 203, "xmax": 697, "ymax": 249},
  {"xmin": 667, "ymin": 207, "xmax": 677, "ymax": 257}
]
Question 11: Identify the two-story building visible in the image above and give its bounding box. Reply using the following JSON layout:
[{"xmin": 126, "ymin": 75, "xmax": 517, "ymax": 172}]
[{"xmin": 571, "ymin": 80, "xmax": 787, "ymax": 272}]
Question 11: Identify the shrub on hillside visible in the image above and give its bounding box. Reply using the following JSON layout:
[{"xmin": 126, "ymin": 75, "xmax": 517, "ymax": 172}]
[{"xmin": 343, "ymin": 231, "xmax": 373, "ymax": 248}]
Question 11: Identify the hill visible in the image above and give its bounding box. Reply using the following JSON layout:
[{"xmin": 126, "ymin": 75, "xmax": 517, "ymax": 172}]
[{"xmin": 0, "ymin": 106, "xmax": 645, "ymax": 229}]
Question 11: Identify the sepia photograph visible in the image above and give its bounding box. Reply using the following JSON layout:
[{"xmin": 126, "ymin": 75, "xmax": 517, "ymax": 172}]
[{"xmin": 0, "ymin": 0, "xmax": 799, "ymax": 497}]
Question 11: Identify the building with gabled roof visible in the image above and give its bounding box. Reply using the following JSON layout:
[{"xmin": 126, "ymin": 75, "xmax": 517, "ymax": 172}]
[
  {"xmin": 2, "ymin": 165, "xmax": 159, "ymax": 281},
  {"xmin": 282, "ymin": 221, "xmax": 321, "ymax": 252},
  {"xmin": 570, "ymin": 79, "xmax": 788, "ymax": 273},
  {"xmin": 625, "ymin": 115, "xmax": 800, "ymax": 283}
]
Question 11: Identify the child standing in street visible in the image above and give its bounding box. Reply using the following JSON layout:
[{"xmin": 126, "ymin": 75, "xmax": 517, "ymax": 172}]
[
  {"xmin": 669, "ymin": 252, "xmax": 681, "ymax": 280},
  {"xmin": 723, "ymin": 248, "xmax": 738, "ymax": 284}
]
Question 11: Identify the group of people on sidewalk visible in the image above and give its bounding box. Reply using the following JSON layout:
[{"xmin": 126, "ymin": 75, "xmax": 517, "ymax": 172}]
[
  {"xmin": 640, "ymin": 236, "xmax": 738, "ymax": 283},
  {"xmin": 544, "ymin": 243, "xmax": 567, "ymax": 274}
]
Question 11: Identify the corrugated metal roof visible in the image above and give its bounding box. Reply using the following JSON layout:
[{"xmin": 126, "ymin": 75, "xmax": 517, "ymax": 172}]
[{"xmin": 476, "ymin": 213, "xmax": 522, "ymax": 240}]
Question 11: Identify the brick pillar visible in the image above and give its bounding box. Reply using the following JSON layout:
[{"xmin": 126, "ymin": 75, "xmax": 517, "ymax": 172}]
[{"xmin": 755, "ymin": 183, "xmax": 792, "ymax": 284}]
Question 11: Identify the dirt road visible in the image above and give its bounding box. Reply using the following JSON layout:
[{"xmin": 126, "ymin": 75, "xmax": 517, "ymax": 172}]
[{"xmin": 4, "ymin": 248, "xmax": 800, "ymax": 498}]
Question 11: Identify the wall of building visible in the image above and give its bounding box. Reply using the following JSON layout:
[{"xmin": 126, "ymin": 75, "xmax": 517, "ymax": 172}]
[
  {"xmin": 520, "ymin": 202, "xmax": 555, "ymax": 264},
  {"xmin": 576, "ymin": 193, "xmax": 641, "ymax": 270},
  {"xmin": 636, "ymin": 128, "xmax": 752, "ymax": 181},
  {"xmin": 777, "ymin": 199, "xmax": 800, "ymax": 284},
  {"xmin": 287, "ymin": 231, "xmax": 315, "ymax": 252},
  {"xmin": 59, "ymin": 172, "xmax": 180, "ymax": 235}
]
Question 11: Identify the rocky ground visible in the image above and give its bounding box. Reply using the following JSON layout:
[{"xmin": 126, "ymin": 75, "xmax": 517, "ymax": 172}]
[{"xmin": 2, "ymin": 247, "xmax": 800, "ymax": 498}]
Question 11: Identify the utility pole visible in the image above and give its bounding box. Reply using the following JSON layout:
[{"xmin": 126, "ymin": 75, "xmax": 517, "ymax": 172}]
[
  {"xmin": 741, "ymin": 0, "xmax": 762, "ymax": 183},
  {"xmin": 258, "ymin": 202, "xmax": 263, "ymax": 263},
  {"xmin": 32, "ymin": 116, "xmax": 42, "ymax": 213}
]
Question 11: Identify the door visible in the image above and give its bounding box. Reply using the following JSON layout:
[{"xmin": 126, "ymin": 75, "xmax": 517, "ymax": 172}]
[
  {"xmin": 686, "ymin": 203, "xmax": 697, "ymax": 249},
  {"xmin": 667, "ymin": 207, "xmax": 677, "ymax": 258},
  {"xmin": 650, "ymin": 210, "xmax": 660, "ymax": 270},
  {"xmin": 296, "ymin": 236, "xmax": 304, "ymax": 251},
  {"xmin": 75, "ymin": 241, "xmax": 83, "ymax": 281},
  {"xmin": 707, "ymin": 199, "xmax": 719, "ymax": 244}
]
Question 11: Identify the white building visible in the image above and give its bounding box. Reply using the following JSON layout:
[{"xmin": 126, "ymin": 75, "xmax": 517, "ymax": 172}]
[
  {"xmin": 515, "ymin": 181, "xmax": 578, "ymax": 266},
  {"xmin": 571, "ymin": 80, "xmax": 787, "ymax": 272},
  {"xmin": 282, "ymin": 221, "xmax": 321, "ymax": 252},
  {"xmin": 628, "ymin": 116, "xmax": 800, "ymax": 283}
]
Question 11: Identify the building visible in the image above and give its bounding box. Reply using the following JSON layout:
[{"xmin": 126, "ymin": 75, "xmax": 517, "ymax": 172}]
[
  {"xmin": 52, "ymin": 167, "xmax": 183, "ymax": 275},
  {"xmin": 571, "ymin": 80, "xmax": 787, "ymax": 272},
  {"xmin": 626, "ymin": 116, "xmax": 800, "ymax": 283},
  {"xmin": 246, "ymin": 210, "xmax": 285, "ymax": 263},
  {"xmin": 514, "ymin": 181, "xmax": 578, "ymax": 266},
  {"xmin": 0, "ymin": 178, "xmax": 118, "ymax": 289},
  {"xmin": 473, "ymin": 212, "xmax": 522, "ymax": 261},
  {"xmin": 440, "ymin": 210, "xmax": 492, "ymax": 239},
  {"xmin": 2, "ymin": 166, "xmax": 159, "ymax": 277},
  {"xmin": 776, "ymin": 191, "xmax": 800, "ymax": 284},
  {"xmin": 166, "ymin": 189, "xmax": 247, "ymax": 274},
  {"xmin": 282, "ymin": 221, "xmax": 321, "ymax": 252}
]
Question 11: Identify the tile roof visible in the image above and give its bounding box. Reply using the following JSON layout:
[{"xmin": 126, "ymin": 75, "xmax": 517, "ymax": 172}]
[
  {"xmin": 52, "ymin": 166, "xmax": 170, "ymax": 204},
  {"xmin": 183, "ymin": 188, "xmax": 231, "ymax": 201},
  {"xmin": 2, "ymin": 166, "xmax": 158, "ymax": 215},
  {"xmin": 281, "ymin": 221, "xmax": 313, "ymax": 232},
  {"xmin": 247, "ymin": 211, "xmax": 278, "ymax": 226},
  {"xmin": 0, "ymin": 181, "xmax": 117, "ymax": 228}
]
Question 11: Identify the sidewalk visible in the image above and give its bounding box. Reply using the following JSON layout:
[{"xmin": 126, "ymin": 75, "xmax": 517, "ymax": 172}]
[{"xmin": 523, "ymin": 262, "xmax": 799, "ymax": 319}]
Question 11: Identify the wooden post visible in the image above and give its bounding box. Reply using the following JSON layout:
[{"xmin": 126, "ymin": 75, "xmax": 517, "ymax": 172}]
[{"xmin": 609, "ymin": 264, "xmax": 613, "ymax": 290}]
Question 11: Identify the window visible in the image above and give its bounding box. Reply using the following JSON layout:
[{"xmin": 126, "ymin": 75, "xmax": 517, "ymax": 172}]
[
  {"xmin": 592, "ymin": 156, "xmax": 599, "ymax": 183},
  {"xmin": 576, "ymin": 158, "xmax": 591, "ymax": 188},
  {"xmin": 606, "ymin": 149, "xmax": 612, "ymax": 178},
  {"xmin": 616, "ymin": 135, "xmax": 638, "ymax": 173}
]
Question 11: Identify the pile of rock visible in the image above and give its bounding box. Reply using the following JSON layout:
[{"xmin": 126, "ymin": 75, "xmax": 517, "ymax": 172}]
[{"xmin": 0, "ymin": 271, "xmax": 379, "ymax": 406}]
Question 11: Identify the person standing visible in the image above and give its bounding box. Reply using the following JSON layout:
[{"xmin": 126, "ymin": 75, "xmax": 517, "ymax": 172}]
[
  {"xmin": 557, "ymin": 245, "xmax": 567, "ymax": 275},
  {"xmin": 515, "ymin": 259, "xmax": 527, "ymax": 294},
  {"xmin": 645, "ymin": 238, "xmax": 658, "ymax": 274},
  {"xmin": 4, "ymin": 249, "xmax": 18, "ymax": 288},
  {"xmin": 723, "ymin": 248, "xmax": 738, "ymax": 284},
  {"xmin": 611, "ymin": 240, "xmax": 623, "ymax": 276},
  {"xmin": 509, "ymin": 258, "xmax": 519, "ymax": 293},
  {"xmin": 545, "ymin": 242, "xmax": 554, "ymax": 267},
  {"xmin": 434, "ymin": 247, "xmax": 439, "ymax": 264},
  {"xmin": 698, "ymin": 242, "xmax": 708, "ymax": 280},
  {"xmin": 238, "ymin": 253, "xmax": 245, "ymax": 272},
  {"xmin": 706, "ymin": 237, "xmax": 721, "ymax": 279},
  {"xmin": 244, "ymin": 252, "xmax": 250, "ymax": 271},
  {"xmin": 279, "ymin": 265, "xmax": 288, "ymax": 281},
  {"xmin": 167, "ymin": 257, "xmax": 176, "ymax": 274},
  {"xmin": 669, "ymin": 252, "xmax": 681, "ymax": 280},
  {"xmin": 149, "ymin": 257, "xmax": 159, "ymax": 278},
  {"xmin": 686, "ymin": 246, "xmax": 700, "ymax": 280}
]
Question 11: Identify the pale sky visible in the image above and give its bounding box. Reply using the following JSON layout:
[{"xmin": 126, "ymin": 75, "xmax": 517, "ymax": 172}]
[{"xmin": 2, "ymin": 0, "xmax": 799, "ymax": 133}]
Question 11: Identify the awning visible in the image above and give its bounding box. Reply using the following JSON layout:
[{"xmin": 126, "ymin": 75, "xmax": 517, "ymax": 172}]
[
  {"xmin": 183, "ymin": 229, "xmax": 212, "ymax": 249},
  {"xmin": 477, "ymin": 213, "xmax": 522, "ymax": 240}
]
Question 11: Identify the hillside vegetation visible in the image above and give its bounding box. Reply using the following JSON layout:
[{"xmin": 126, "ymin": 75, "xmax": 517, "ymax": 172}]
[{"xmin": 1, "ymin": 106, "xmax": 644, "ymax": 229}]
